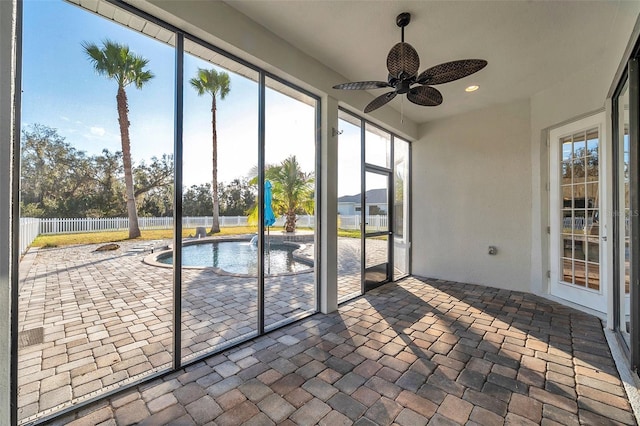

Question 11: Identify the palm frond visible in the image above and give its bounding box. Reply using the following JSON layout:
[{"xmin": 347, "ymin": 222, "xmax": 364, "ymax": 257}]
[
  {"xmin": 82, "ymin": 39, "xmax": 154, "ymax": 89},
  {"xmin": 190, "ymin": 67, "xmax": 231, "ymax": 99}
]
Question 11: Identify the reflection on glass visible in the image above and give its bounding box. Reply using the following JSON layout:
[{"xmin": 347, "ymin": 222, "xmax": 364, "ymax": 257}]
[
  {"xmin": 394, "ymin": 138, "xmax": 410, "ymax": 280},
  {"xmin": 573, "ymin": 132, "xmax": 586, "ymax": 157},
  {"xmin": 181, "ymin": 38, "xmax": 259, "ymax": 361},
  {"xmin": 264, "ymin": 77, "xmax": 317, "ymax": 329},
  {"xmin": 562, "ymin": 161, "xmax": 572, "ymax": 180},
  {"xmin": 337, "ymin": 112, "xmax": 363, "ymax": 302},
  {"xmin": 19, "ymin": 1, "xmax": 174, "ymax": 421},
  {"xmin": 562, "ymin": 138, "xmax": 572, "ymax": 161}
]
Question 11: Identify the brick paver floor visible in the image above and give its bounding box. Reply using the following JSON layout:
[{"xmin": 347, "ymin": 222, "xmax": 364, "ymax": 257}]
[
  {"xmin": 52, "ymin": 276, "xmax": 636, "ymax": 425},
  {"xmin": 17, "ymin": 237, "xmax": 367, "ymax": 423}
]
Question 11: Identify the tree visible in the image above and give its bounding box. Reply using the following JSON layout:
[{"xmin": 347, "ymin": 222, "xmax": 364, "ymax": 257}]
[
  {"xmin": 219, "ymin": 178, "xmax": 255, "ymax": 216},
  {"xmin": 189, "ymin": 68, "xmax": 230, "ymax": 234},
  {"xmin": 83, "ymin": 39, "xmax": 154, "ymax": 238},
  {"xmin": 133, "ymin": 155, "xmax": 174, "ymax": 217},
  {"xmin": 20, "ymin": 124, "xmax": 95, "ymax": 217},
  {"xmin": 182, "ymin": 184, "xmax": 214, "ymax": 217},
  {"xmin": 262, "ymin": 156, "xmax": 314, "ymax": 233},
  {"xmin": 89, "ymin": 149, "xmax": 125, "ymax": 217}
]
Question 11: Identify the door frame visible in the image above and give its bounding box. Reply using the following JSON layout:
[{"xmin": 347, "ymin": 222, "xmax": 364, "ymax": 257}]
[{"xmin": 549, "ymin": 111, "xmax": 608, "ymax": 312}]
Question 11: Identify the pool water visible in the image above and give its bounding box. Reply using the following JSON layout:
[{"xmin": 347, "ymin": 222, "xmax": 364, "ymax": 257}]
[{"xmin": 158, "ymin": 241, "xmax": 311, "ymax": 275}]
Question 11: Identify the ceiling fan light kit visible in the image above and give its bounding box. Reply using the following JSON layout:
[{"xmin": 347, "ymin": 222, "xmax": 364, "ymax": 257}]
[{"xmin": 333, "ymin": 12, "xmax": 487, "ymax": 113}]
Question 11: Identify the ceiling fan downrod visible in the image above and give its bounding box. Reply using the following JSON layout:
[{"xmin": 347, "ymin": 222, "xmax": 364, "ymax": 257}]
[{"xmin": 396, "ymin": 12, "xmax": 411, "ymax": 43}]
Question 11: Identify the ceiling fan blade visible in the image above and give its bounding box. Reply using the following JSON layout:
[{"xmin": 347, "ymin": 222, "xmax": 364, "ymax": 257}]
[
  {"xmin": 416, "ymin": 59, "xmax": 487, "ymax": 85},
  {"xmin": 333, "ymin": 81, "xmax": 391, "ymax": 90},
  {"xmin": 407, "ymin": 86, "xmax": 443, "ymax": 106},
  {"xmin": 364, "ymin": 91, "xmax": 397, "ymax": 113},
  {"xmin": 387, "ymin": 42, "xmax": 420, "ymax": 79}
]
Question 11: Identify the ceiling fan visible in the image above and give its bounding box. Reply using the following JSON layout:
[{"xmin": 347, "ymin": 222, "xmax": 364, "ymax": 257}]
[{"xmin": 333, "ymin": 12, "xmax": 487, "ymax": 113}]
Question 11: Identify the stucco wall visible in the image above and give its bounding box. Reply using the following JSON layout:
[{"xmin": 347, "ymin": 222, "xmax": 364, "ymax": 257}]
[
  {"xmin": 412, "ymin": 99, "xmax": 532, "ymax": 291},
  {"xmin": 529, "ymin": 6, "xmax": 640, "ymax": 303}
]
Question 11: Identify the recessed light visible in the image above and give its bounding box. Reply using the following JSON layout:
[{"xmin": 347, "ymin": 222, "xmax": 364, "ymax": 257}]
[{"xmin": 465, "ymin": 85, "xmax": 479, "ymax": 92}]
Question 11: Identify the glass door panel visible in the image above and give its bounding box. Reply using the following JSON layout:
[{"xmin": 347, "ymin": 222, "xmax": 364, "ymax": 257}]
[
  {"xmin": 558, "ymin": 128, "xmax": 600, "ymax": 291},
  {"xmin": 617, "ymin": 79, "xmax": 631, "ymax": 346},
  {"xmin": 549, "ymin": 113, "xmax": 606, "ymax": 313},
  {"xmin": 364, "ymin": 170, "xmax": 390, "ymax": 289}
]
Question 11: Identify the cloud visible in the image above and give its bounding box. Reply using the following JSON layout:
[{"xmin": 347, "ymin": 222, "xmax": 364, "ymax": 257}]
[
  {"xmin": 60, "ymin": 116, "xmax": 70, "ymax": 122},
  {"xmin": 90, "ymin": 126, "xmax": 106, "ymax": 137}
]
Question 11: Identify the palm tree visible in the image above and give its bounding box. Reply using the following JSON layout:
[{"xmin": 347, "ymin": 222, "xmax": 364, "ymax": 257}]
[
  {"xmin": 83, "ymin": 39, "xmax": 154, "ymax": 239},
  {"xmin": 190, "ymin": 68, "xmax": 230, "ymax": 234},
  {"xmin": 266, "ymin": 156, "xmax": 314, "ymax": 233}
]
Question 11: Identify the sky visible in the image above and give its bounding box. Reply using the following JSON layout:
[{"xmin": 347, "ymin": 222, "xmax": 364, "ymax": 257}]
[{"xmin": 21, "ymin": 0, "xmax": 321, "ymax": 191}]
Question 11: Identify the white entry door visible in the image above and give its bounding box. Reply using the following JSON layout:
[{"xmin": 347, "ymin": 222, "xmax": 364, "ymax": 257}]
[{"xmin": 549, "ymin": 112, "xmax": 607, "ymax": 312}]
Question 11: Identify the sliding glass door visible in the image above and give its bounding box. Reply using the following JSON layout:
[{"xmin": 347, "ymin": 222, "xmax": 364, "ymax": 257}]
[{"xmin": 613, "ymin": 48, "xmax": 639, "ymax": 370}]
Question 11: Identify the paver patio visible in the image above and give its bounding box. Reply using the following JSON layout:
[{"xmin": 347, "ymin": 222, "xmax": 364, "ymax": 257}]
[
  {"xmin": 27, "ymin": 275, "xmax": 639, "ymax": 425},
  {"xmin": 17, "ymin": 236, "xmax": 365, "ymax": 423}
]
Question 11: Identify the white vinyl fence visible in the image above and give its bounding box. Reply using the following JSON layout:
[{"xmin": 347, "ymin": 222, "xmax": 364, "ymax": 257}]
[
  {"xmin": 19, "ymin": 214, "xmax": 385, "ymax": 254},
  {"xmin": 20, "ymin": 218, "xmax": 41, "ymax": 255},
  {"xmin": 338, "ymin": 214, "xmax": 388, "ymax": 231}
]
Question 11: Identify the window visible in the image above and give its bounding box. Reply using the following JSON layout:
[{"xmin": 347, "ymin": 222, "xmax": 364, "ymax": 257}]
[{"xmin": 17, "ymin": 1, "xmax": 319, "ymax": 422}]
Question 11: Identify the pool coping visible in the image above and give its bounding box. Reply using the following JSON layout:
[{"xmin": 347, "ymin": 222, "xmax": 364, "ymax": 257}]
[{"xmin": 142, "ymin": 235, "xmax": 314, "ymax": 278}]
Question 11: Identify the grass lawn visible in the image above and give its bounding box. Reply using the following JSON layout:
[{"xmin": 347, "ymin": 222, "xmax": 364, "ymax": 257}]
[
  {"xmin": 32, "ymin": 226, "xmax": 259, "ymax": 248},
  {"xmin": 32, "ymin": 226, "xmax": 362, "ymax": 248},
  {"xmin": 338, "ymin": 229, "xmax": 362, "ymax": 239}
]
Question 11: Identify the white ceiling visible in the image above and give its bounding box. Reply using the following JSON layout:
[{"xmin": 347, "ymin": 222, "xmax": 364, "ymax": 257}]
[{"xmin": 225, "ymin": 1, "xmax": 639, "ymax": 124}]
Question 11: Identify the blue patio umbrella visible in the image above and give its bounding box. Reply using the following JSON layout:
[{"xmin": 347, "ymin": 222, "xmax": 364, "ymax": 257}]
[
  {"xmin": 264, "ymin": 180, "xmax": 276, "ymax": 227},
  {"xmin": 265, "ymin": 180, "xmax": 276, "ymax": 274}
]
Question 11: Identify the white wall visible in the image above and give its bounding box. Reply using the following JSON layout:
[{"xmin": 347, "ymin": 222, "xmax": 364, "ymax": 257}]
[
  {"xmin": 0, "ymin": 0, "xmax": 17, "ymax": 422},
  {"xmin": 413, "ymin": 99, "xmax": 532, "ymax": 291}
]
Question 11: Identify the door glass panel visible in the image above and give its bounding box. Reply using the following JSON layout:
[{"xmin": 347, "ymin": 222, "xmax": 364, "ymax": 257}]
[
  {"xmin": 559, "ymin": 128, "xmax": 600, "ymax": 291},
  {"xmin": 618, "ymin": 79, "xmax": 630, "ymax": 345},
  {"xmin": 337, "ymin": 111, "xmax": 362, "ymax": 302},
  {"xmin": 181, "ymin": 39, "xmax": 259, "ymax": 362},
  {"xmin": 365, "ymin": 172, "xmax": 388, "ymax": 233},
  {"xmin": 364, "ymin": 170, "xmax": 389, "ymax": 288},
  {"xmin": 394, "ymin": 138, "xmax": 410, "ymax": 280},
  {"xmin": 366, "ymin": 235, "xmax": 389, "ymax": 270}
]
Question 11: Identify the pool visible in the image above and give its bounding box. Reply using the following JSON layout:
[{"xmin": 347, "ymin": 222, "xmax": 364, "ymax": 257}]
[{"xmin": 152, "ymin": 239, "xmax": 312, "ymax": 276}]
